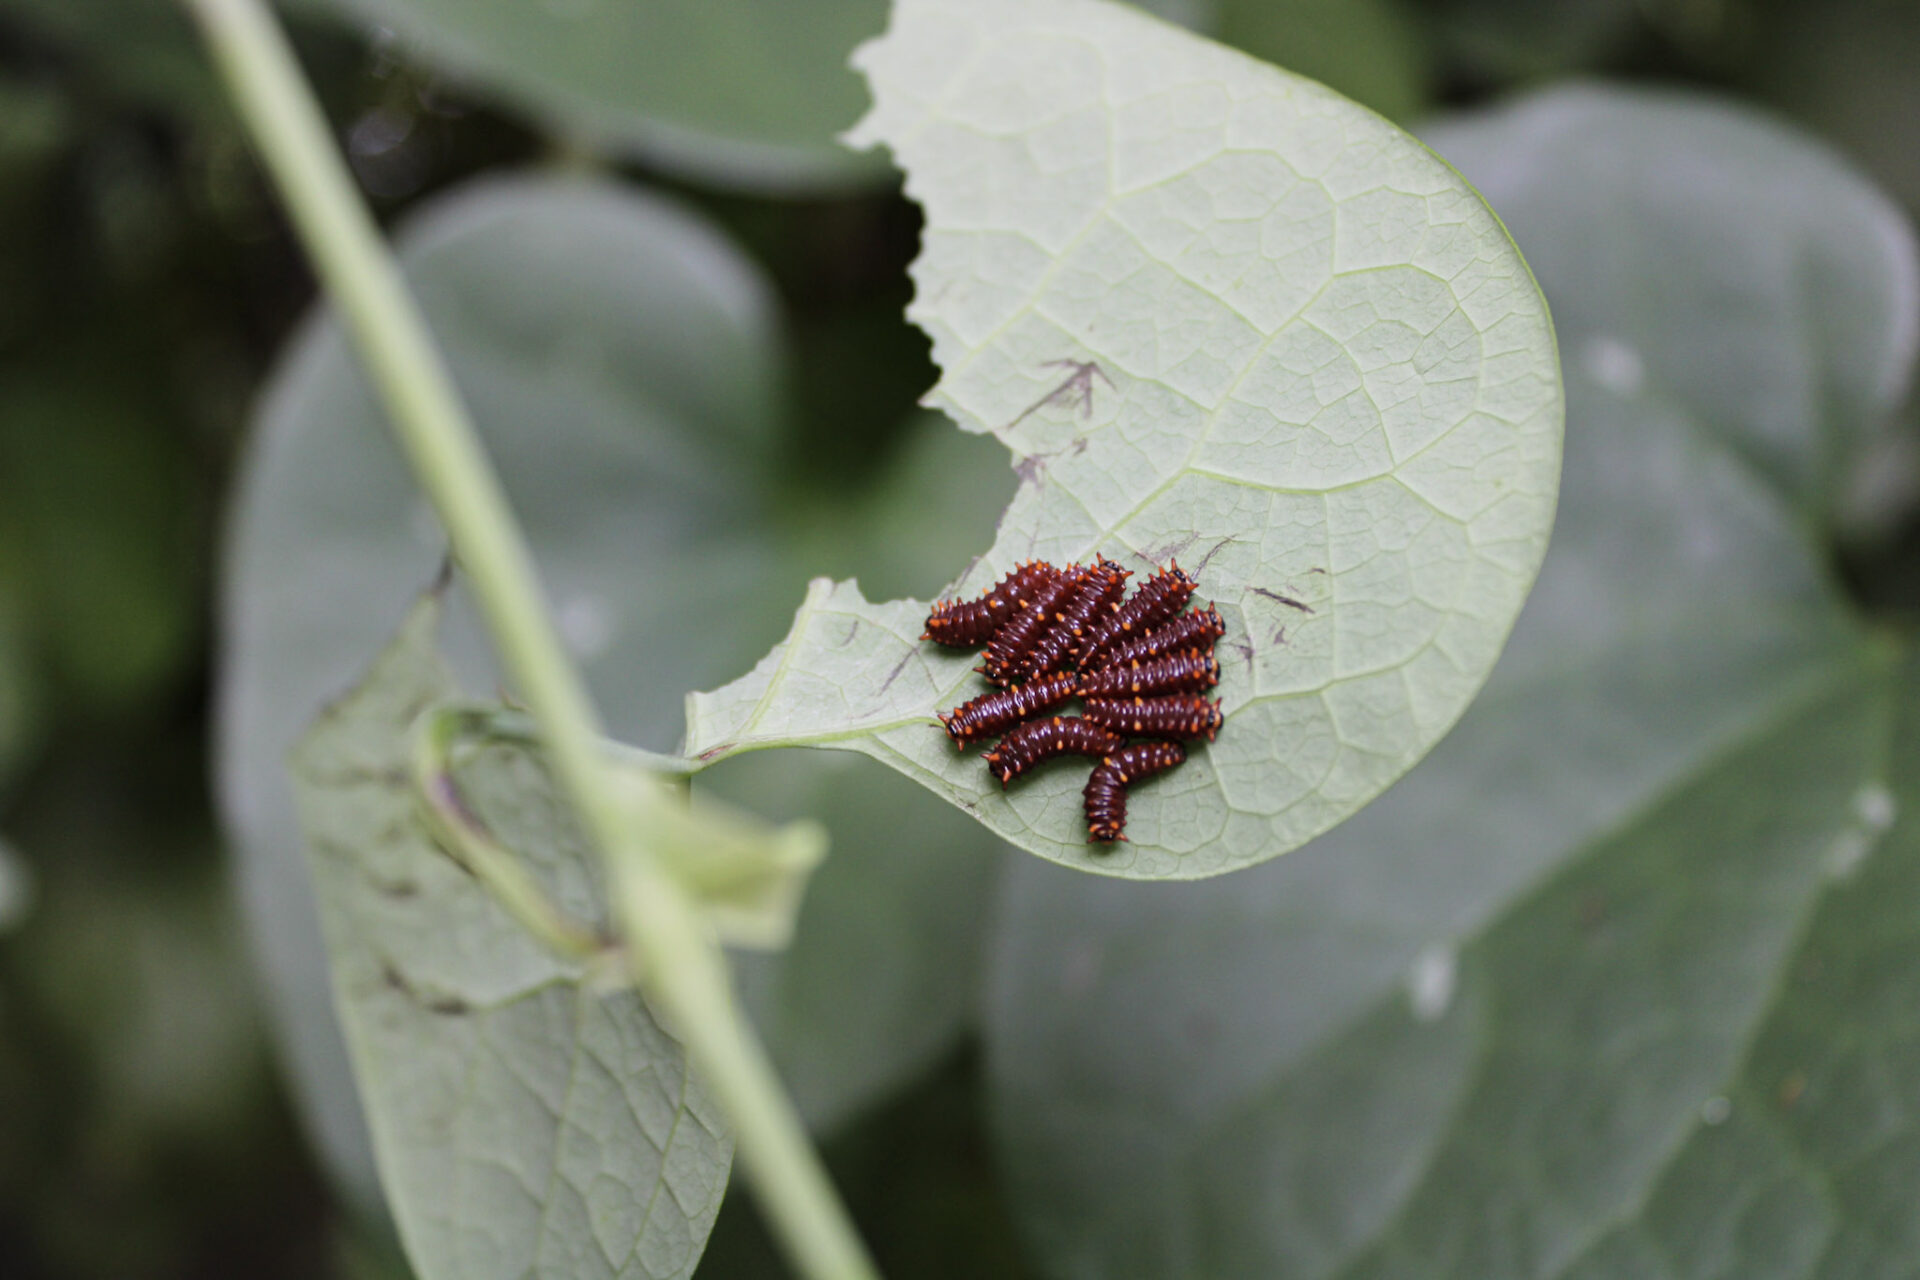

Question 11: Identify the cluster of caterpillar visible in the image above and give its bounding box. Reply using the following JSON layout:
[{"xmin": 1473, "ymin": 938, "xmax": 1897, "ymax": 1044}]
[{"xmin": 924, "ymin": 558, "xmax": 1225, "ymax": 844}]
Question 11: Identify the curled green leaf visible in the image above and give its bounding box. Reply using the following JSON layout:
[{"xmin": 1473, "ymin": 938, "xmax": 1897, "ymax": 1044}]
[{"xmin": 292, "ymin": 597, "xmax": 732, "ymax": 1280}]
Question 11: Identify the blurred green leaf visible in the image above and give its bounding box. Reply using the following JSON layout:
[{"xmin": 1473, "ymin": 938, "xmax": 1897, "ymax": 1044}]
[
  {"xmin": 0, "ymin": 579, "xmax": 37, "ymax": 790},
  {"xmin": 1423, "ymin": 0, "xmax": 1640, "ymax": 78},
  {"xmin": 0, "ymin": 0, "xmax": 223, "ymax": 119},
  {"xmin": 0, "ymin": 830, "xmax": 30, "ymax": 933},
  {"xmin": 304, "ymin": 0, "xmax": 888, "ymax": 191},
  {"xmin": 1124, "ymin": 0, "xmax": 1430, "ymax": 121},
  {"xmin": 1742, "ymin": 0, "xmax": 1920, "ymax": 215},
  {"xmin": 1432, "ymin": 87, "xmax": 1916, "ymax": 523},
  {"xmin": 722, "ymin": 750, "xmax": 1001, "ymax": 1135},
  {"xmin": 688, "ymin": 0, "xmax": 1563, "ymax": 878},
  {"xmin": 984, "ymin": 85, "xmax": 1919, "ymax": 1279},
  {"xmin": 15, "ymin": 857, "xmax": 267, "ymax": 1137},
  {"xmin": 219, "ymin": 175, "xmax": 1008, "ymax": 1206},
  {"xmin": 1214, "ymin": 0, "xmax": 1429, "ymax": 122},
  {"xmin": 0, "ymin": 374, "xmax": 201, "ymax": 711},
  {"xmin": 292, "ymin": 595, "xmax": 731, "ymax": 1280}
]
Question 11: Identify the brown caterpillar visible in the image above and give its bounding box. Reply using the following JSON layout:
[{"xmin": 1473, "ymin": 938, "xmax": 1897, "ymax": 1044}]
[
  {"xmin": 981, "ymin": 715, "xmax": 1125, "ymax": 788},
  {"xmin": 980, "ymin": 564, "xmax": 1085, "ymax": 686},
  {"xmin": 923, "ymin": 560, "xmax": 1060, "ymax": 647},
  {"xmin": 1016, "ymin": 556, "xmax": 1130, "ymax": 681},
  {"xmin": 1075, "ymin": 648, "xmax": 1219, "ymax": 700},
  {"xmin": 1082, "ymin": 693, "xmax": 1223, "ymax": 742},
  {"xmin": 1084, "ymin": 741, "xmax": 1187, "ymax": 843},
  {"xmin": 1091, "ymin": 604, "xmax": 1226, "ymax": 672},
  {"xmin": 938, "ymin": 673, "xmax": 1078, "ymax": 747},
  {"xmin": 1077, "ymin": 561, "xmax": 1197, "ymax": 669}
]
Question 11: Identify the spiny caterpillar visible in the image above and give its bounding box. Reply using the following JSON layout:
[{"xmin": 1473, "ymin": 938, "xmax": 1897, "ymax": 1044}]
[
  {"xmin": 1082, "ymin": 693, "xmax": 1223, "ymax": 743},
  {"xmin": 939, "ymin": 673, "xmax": 1077, "ymax": 747},
  {"xmin": 983, "ymin": 716, "xmax": 1125, "ymax": 788},
  {"xmin": 980, "ymin": 565, "xmax": 1084, "ymax": 688},
  {"xmin": 1075, "ymin": 648, "xmax": 1219, "ymax": 700},
  {"xmin": 1084, "ymin": 742, "xmax": 1187, "ymax": 843},
  {"xmin": 923, "ymin": 560, "xmax": 1060, "ymax": 648},
  {"xmin": 923, "ymin": 556, "xmax": 1231, "ymax": 844}
]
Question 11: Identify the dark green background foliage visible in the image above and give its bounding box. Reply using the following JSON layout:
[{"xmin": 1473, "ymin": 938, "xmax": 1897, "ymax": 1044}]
[{"xmin": 0, "ymin": 0, "xmax": 1916, "ymax": 1277}]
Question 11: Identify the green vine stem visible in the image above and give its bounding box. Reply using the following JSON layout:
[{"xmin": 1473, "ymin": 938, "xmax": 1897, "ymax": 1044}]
[{"xmin": 181, "ymin": 2, "xmax": 878, "ymax": 1276}]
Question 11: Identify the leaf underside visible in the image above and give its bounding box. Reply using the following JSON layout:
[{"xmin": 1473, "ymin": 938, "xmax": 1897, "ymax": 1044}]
[
  {"xmin": 290, "ymin": 597, "xmax": 732, "ymax": 1280},
  {"xmin": 686, "ymin": 0, "xmax": 1564, "ymax": 878}
]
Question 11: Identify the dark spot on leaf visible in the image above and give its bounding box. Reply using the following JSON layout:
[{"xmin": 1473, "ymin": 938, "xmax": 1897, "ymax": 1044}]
[
  {"xmin": 1143, "ymin": 534, "xmax": 1199, "ymax": 566},
  {"xmin": 371, "ymin": 874, "xmax": 419, "ymax": 899},
  {"xmin": 1014, "ymin": 453, "xmax": 1048, "ymax": 486},
  {"xmin": 381, "ymin": 959, "xmax": 470, "ymax": 1016},
  {"xmin": 879, "ymin": 650, "xmax": 913, "ymax": 695},
  {"xmin": 1007, "ymin": 357, "xmax": 1112, "ymax": 430},
  {"xmin": 1251, "ymin": 587, "xmax": 1314, "ymax": 614},
  {"xmin": 836, "ymin": 619, "xmax": 859, "ymax": 647}
]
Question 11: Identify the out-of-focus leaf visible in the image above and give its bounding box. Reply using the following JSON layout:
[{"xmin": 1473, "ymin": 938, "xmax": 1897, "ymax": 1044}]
[
  {"xmin": 723, "ymin": 750, "xmax": 1001, "ymax": 1135},
  {"xmin": 1214, "ymin": 0, "xmax": 1428, "ymax": 122},
  {"xmin": 1424, "ymin": 0, "xmax": 1640, "ymax": 77},
  {"xmin": 303, "ymin": 0, "xmax": 888, "ymax": 191},
  {"xmin": 292, "ymin": 596, "xmax": 730, "ymax": 1280},
  {"xmin": 687, "ymin": 0, "xmax": 1563, "ymax": 879},
  {"xmin": 0, "ymin": 581, "xmax": 36, "ymax": 790},
  {"xmin": 1430, "ymin": 87, "xmax": 1917, "ymax": 523},
  {"xmin": 0, "ymin": 0, "xmax": 222, "ymax": 119},
  {"xmin": 219, "ymin": 175, "xmax": 1008, "ymax": 1206},
  {"xmin": 16, "ymin": 858, "xmax": 267, "ymax": 1134},
  {"xmin": 1743, "ymin": 0, "xmax": 1920, "ymax": 215},
  {"xmin": 0, "ymin": 831, "xmax": 31, "ymax": 933},
  {"xmin": 1123, "ymin": 0, "xmax": 1429, "ymax": 121},
  {"xmin": 220, "ymin": 174, "xmax": 789, "ymax": 1205},
  {"xmin": 983, "ymin": 85, "xmax": 1918, "ymax": 1280},
  {"xmin": 0, "ymin": 375, "xmax": 200, "ymax": 711}
]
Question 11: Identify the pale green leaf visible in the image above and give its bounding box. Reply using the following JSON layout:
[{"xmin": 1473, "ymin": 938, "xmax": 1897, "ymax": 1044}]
[
  {"xmin": 219, "ymin": 176, "xmax": 1008, "ymax": 1202},
  {"xmin": 292, "ymin": 596, "xmax": 730, "ymax": 1280},
  {"xmin": 304, "ymin": 0, "xmax": 888, "ymax": 191},
  {"xmin": 985, "ymin": 86, "xmax": 1919, "ymax": 1279},
  {"xmin": 686, "ymin": 0, "xmax": 1563, "ymax": 878}
]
